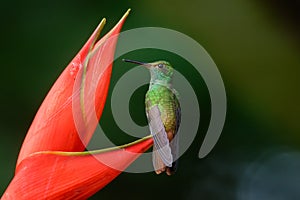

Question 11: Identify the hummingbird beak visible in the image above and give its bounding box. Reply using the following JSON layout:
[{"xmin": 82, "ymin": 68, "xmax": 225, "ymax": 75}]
[{"xmin": 122, "ymin": 59, "xmax": 152, "ymax": 68}]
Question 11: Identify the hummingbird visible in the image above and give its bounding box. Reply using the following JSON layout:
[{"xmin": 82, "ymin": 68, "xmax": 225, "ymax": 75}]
[{"xmin": 123, "ymin": 59, "xmax": 181, "ymax": 175}]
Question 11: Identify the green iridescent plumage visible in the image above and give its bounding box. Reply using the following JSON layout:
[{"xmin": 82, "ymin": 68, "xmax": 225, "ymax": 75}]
[
  {"xmin": 123, "ymin": 59, "xmax": 181, "ymax": 175},
  {"xmin": 145, "ymin": 83, "xmax": 180, "ymax": 134}
]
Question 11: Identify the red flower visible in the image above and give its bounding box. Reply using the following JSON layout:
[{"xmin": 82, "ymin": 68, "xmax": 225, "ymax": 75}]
[
  {"xmin": 2, "ymin": 9, "xmax": 153, "ymax": 200},
  {"xmin": 3, "ymin": 138, "xmax": 153, "ymax": 199}
]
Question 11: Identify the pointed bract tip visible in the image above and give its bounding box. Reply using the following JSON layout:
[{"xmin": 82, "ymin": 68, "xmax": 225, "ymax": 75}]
[
  {"xmin": 100, "ymin": 18, "xmax": 106, "ymax": 27},
  {"xmin": 120, "ymin": 9, "xmax": 131, "ymax": 22},
  {"xmin": 94, "ymin": 18, "xmax": 106, "ymax": 41}
]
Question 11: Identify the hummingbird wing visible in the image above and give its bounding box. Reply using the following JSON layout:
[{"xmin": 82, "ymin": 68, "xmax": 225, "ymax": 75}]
[
  {"xmin": 152, "ymin": 144, "xmax": 166, "ymax": 174},
  {"xmin": 166, "ymin": 133, "xmax": 179, "ymax": 175},
  {"xmin": 148, "ymin": 105, "xmax": 173, "ymax": 168}
]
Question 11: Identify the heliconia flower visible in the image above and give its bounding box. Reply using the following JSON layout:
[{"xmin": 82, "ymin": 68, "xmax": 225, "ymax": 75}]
[
  {"xmin": 16, "ymin": 9, "xmax": 128, "ymax": 167},
  {"xmin": 2, "ymin": 137, "xmax": 153, "ymax": 200},
  {"xmin": 2, "ymin": 9, "xmax": 154, "ymax": 199}
]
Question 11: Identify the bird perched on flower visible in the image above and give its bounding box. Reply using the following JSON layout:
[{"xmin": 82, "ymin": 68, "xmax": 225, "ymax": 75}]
[{"xmin": 123, "ymin": 59, "xmax": 181, "ymax": 175}]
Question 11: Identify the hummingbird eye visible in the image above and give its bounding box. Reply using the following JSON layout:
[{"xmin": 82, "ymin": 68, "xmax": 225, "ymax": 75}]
[{"xmin": 158, "ymin": 64, "xmax": 164, "ymax": 68}]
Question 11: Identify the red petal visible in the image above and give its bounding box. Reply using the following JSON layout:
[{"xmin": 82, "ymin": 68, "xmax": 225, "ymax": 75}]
[
  {"xmin": 16, "ymin": 10, "xmax": 130, "ymax": 167},
  {"xmin": 2, "ymin": 138, "xmax": 153, "ymax": 200}
]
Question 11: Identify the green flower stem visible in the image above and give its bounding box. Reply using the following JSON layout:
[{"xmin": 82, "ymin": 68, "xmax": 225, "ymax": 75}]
[{"xmin": 31, "ymin": 135, "xmax": 153, "ymax": 157}]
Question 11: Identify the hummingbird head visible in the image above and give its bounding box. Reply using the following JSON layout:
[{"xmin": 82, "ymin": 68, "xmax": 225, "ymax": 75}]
[{"xmin": 123, "ymin": 59, "xmax": 174, "ymax": 85}]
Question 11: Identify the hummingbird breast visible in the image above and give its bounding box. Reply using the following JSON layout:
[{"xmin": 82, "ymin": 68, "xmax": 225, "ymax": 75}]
[{"xmin": 145, "ymin": 84, "xmax": 180, "ymax": 135}]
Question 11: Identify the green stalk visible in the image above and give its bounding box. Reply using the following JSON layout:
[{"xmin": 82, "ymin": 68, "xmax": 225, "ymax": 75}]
[{"xmin": 31, "ymin": 135, "xmax": 152, "ymax": 157}]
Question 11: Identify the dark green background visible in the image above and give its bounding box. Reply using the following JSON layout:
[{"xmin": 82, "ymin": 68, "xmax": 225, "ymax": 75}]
[{"xmin": 1, "ymin": 0, "xmax": 299, "ymax": 199}]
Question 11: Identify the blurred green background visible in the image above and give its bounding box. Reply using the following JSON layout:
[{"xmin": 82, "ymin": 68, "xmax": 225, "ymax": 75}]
[{"xmin": 1, "ymin": 0, "xmax": 299, "ymax": 199}]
